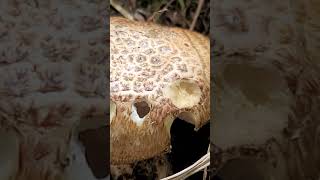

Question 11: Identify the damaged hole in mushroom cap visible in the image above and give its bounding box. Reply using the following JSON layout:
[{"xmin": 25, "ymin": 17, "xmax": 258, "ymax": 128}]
[
  {"xmin": 163, "ymin": 80, "xmax": 202, "ymax": 109},
  {"xmin": 78, "ymin": 126, "xmax": 109, "ymax": 179},
  {"xmin": 130, "ymin": 101, "xmax": 150, "ymax": 127},
  {"xmin": 134, "ymin": 101, "xmax": 150, "ymax": 118}
]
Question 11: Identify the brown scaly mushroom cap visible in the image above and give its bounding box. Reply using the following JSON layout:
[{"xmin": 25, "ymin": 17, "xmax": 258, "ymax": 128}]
[{"xmin": 110, "ymin": 17, "xmax": 210, "ymax": 164}]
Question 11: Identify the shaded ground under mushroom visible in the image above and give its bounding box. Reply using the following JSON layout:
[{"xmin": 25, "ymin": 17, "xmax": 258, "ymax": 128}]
[{"xmin": 169, "ymin": 118, "xmax": 210, "ymax": 180}]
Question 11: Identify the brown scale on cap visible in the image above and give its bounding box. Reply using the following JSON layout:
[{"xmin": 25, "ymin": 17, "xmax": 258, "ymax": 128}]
[{"xmin": 110, "ymin": 17, "xmax": 210, "ymax": 164}]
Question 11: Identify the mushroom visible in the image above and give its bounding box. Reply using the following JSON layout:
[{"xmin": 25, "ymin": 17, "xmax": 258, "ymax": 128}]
[
  {"xmin": 110, "ymin": 16, "xmax": 210, "ymax": 165},
  {"xmin": 212, "ymin": 0, "xmax": 320, "ymax": 179},
  {"xmin": 0, "ymin": 0, "xmax": 109, "ymax": 179}
]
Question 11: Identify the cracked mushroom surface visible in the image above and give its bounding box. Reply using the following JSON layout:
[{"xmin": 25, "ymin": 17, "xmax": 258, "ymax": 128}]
[
  {"xmin": 0, "ymin": 0, "xmax": 108, "ymax": 180},
  {"xmin": 110, "ymin": 17, "xmax": 210, "ymax": 164}
]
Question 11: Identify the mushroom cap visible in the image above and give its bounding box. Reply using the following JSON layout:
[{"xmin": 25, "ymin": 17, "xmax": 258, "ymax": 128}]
[{"xmin": 110, "ymin": 17, "xmax": 210, "ymax": 164}]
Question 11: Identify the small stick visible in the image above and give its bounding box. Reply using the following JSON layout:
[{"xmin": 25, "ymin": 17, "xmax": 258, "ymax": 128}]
[
  {"xmin": 160, "ymin": 152, "xmax": 210, "ymax": 180},
  {"xmin": 190, "ymin": 0, "xmax": 204, "ymax": 30},
  {"xmin": 202, "ymin": 144, "xmax": 210, "ymax": 180},
  {"xmin": 110, "ymin": 0, "xmax": 135, "ymax": 21},
  {"xmin": 147, "ymin": 0, "xmax": 176, "ymax": 22}
]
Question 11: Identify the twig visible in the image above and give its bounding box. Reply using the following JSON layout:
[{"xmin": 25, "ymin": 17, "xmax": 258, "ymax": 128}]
[
  {"xmin": 203, "ymin": 144, "xmax": 210, "ymax": 180},
  {"xmin": 160, "ymin": 150, "xmax": 210, "ymax": 180},
  {"xmin": 110, "ymin": 0, "xmax": 134, "ymax": 20},
  {"xmin": 190, "ymin": 0, "xmax": 204, "ymax": 30},
  {"xmin": 147, "ymin": 0, "xmax": 176, "ymax": 22}
]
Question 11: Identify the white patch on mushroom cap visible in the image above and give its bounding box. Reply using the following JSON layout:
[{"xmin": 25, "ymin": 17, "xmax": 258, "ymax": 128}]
[{"xmin": 0, "ymin": 129, "xmax": 19, "ymax": 180}]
